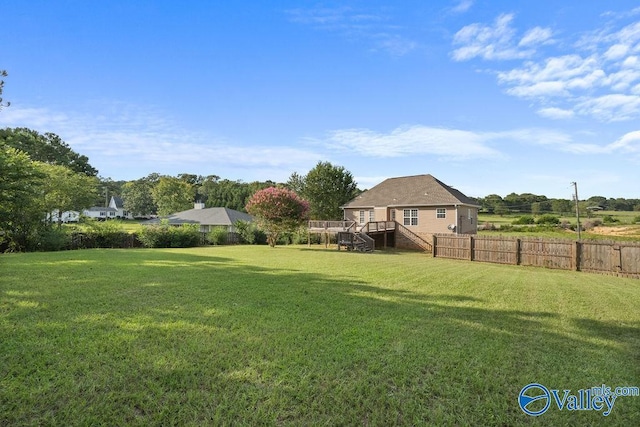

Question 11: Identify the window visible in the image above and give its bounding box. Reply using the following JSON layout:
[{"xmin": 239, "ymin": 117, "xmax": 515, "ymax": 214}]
[
  {"xmin": 99, "ymin": 211, "xmax": 106, "ymax": 216},
  {"xmin": 391, "ymin": 210, "xmax": 396, "ymax": 221},
  {"xmin": 109, "ymin": 211, "xmax": 115, "ymax": 217},
  {"xmin": 468, "ymin": 208, "xmax": 473, "ymax": 224},
  {"xmin": 359, "ymin": 210, "xmax": 365, "ymax": 224},
  {"xmin": 436, "ymin": 208, "xmax": 446, "ymax": 219},
  {"xmin": 403, "ymin": 209, "xmax": 418, "ymax": 226},
  {"xmin": 369, "ymin": 210, "xmax": 375, "ymax": 222}
]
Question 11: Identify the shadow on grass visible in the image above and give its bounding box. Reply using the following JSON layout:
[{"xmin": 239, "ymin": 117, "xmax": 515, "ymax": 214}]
[{"xmin": 1, "ymin": 248, "xmax": 639, "ymax": 425}]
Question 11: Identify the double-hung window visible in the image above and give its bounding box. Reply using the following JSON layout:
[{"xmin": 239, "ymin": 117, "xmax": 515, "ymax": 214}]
[
  {"xmin": 403, "ymin": 209, "xmax": 418, "ymax": 226},
  {"xmin": 359, "ymin": 210, "xmax": 365, "ymax": 224},
  {"xmin": 436, "ymin": 208, "xmax": 446, "ymax": 219}
]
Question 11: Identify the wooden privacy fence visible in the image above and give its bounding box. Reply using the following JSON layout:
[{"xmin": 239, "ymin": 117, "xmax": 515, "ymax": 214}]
[{"xmin": 432, "ymin": 234, "xmax": 640, "ymax": 279}]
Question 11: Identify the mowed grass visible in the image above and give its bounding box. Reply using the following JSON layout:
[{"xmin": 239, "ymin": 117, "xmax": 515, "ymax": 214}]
[{"xmin": 1, "ymin": 246, "xmax": 639, "ymax": 426}]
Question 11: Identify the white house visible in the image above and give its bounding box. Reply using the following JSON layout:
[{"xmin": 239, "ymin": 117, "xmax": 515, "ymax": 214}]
[
  {"xmin": 82, "ymin": 196, "xmax": 134, "ymax": 220},
  {"xmin": 49, "ymin": 210, "xmax": 80, "ymax": 223},
  {"xmin": 109, "ymin": 196, "xmax": 134, "ymax": 219}
]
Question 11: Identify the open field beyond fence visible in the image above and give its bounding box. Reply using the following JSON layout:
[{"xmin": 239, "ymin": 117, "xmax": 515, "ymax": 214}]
[{"xmin": 1, "ymin": 246, "xmax": 639, "ymax": 425}]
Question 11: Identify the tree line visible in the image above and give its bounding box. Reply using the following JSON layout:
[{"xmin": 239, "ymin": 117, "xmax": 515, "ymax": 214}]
[
  {"xmin": 2, "ymin": 122, "xmax": 639, "ymax": 251},
  {"xmin": 476, "ymin": 193, "xmax": 640, "ymax": 216}
]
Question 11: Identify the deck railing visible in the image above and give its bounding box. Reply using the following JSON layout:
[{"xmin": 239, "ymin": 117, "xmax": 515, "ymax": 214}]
[
  {"xmin": 308, "ymin": 220, "xmax": 357, "ymax": 231},
  {"xmin": 358, "ymin": 221, "xmax": 396, "ymax": 233}
]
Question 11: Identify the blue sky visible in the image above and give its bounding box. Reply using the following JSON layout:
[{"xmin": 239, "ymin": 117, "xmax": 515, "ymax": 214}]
[{"xmin": 2, "ymin": 1, "xmax": 640, "ymax": 199}]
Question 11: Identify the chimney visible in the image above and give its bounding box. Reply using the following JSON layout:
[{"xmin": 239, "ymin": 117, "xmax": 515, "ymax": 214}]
[{"xmin": 194, "ymin": 201, "xmax": 205, "ymax": 209}]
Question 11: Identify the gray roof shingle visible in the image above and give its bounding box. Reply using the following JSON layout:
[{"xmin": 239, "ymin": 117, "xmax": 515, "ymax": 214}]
[
  {"xmin": 144, "ymin": 207, "xmax": 253, "ymax": 226},
  {"xmin": 342, "ymin": 174, "xmax": 479, "ymax": 208}
]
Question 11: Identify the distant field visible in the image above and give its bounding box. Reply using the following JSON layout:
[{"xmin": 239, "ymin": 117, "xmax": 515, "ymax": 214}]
[
  {"xmin": 479, "ymin": 211, "xmax": 640, "ymax": 241},
  {"xmin": 1, "ymin": 246, "xmax": 639, "ymax": 425}
]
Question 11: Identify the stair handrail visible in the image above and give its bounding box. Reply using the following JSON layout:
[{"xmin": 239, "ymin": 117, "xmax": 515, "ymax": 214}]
[
  {"xmin": 395, "ymin": 222, "xmax": 433, "ymax": 252},
  {"xmin": 357, "ymin": 232, "xmax": 375, "ymax": 252}
]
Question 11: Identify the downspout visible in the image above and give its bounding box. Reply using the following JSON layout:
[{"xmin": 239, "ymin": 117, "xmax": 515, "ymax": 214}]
[{"xmin": 455, "ymin": 204, "xmax": 459, "ymax": 235}]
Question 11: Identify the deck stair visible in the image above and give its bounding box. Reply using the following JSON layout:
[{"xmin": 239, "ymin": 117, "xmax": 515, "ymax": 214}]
[{"xmin": 337, "ymin": 231, "xmax": 375, "ymax": 252}]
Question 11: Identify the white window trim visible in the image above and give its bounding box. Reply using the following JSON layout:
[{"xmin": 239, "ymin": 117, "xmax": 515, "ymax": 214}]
[
  {"xmin": 436, "ymin": 208, "xmax": 446, "ymax": 219},
  {"xmin": 403, "ymin": 209, "xmax": 418, "ymax": 226}
]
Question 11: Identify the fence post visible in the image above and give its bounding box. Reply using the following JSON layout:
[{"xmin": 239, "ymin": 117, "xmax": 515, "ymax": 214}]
[
  {"xmin": 432, "ymin": 235, "xmax": 437, "ymax": 257},
  {"xmin": 572, "ymin": 241, "xmax": 581, "ymax": 271},
  {"xmin": 515, "ymin": 238, "xmax": 521, "ymax": 265},
  {"xmin": 468, "ymin": 235, "xmax": 474, "ymax": 261}
]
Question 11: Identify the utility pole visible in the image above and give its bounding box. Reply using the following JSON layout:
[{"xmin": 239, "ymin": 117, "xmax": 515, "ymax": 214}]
[{"xmin": 571, "ymin": 182, "xmax": 581, "ymax": 240}]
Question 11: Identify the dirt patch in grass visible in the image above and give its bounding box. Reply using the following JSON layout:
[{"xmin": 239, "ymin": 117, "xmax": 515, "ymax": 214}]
[{"xmin": 590, "ymin": 225, "xmax": 640, "ymax": 237}]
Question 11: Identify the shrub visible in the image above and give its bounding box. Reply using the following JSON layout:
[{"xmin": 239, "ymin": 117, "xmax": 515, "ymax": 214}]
[
  {"xmin": 207, "ymin": 227, "xmax": 228, "ymax": 245},
  {"xmin": 37, "ymin": 227, "xmax": 71, "ymax": 251},
  {"xmin": 602, "ymin": 215, "xmax": 619, "ymax": 224},
  {"xmin": 480, "ymin": 222, "xmax": 497, "ymax": 231},
  {"xmin": 536, "ymin": 214, "xmax": 560, "ymax": 225},
  {"xmin": 560, "ymin": 220, "xmax": 573, "ymax": 230},
  {"xmin": 582, "ymin": 218, "xmax": 602, "ymax": 230},
  {"xmin": 634, "ymin": 215, "xmax": 640, "ymax": 224},
  {"xmin": 138, "ymin": 222, "xmax": 201, "ymax": 248},
  {"xmin": 512, "ymin": 215, "xmax": 535, "ymax": 225},
  {"xmin": 234, "ymin": 220, "xmax": 256, "ymax": 244}
]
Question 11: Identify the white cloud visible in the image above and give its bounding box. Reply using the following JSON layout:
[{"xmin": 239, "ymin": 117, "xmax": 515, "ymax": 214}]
[
  {"xmin": 604, "ymin": 43, "xmax": 630, "ymax": 60},
  {"xmin": 318, "ymin": 124, "xmax": 640, "ymax": 159},
  {"xmin": 519, "ymin": 27, "xmax": 554, "ymax": 47},
  {"xmin": 321, "ymin": 125, "xmax": 503, "ymax": 160},
  {"xmin": 451, "ymin": 0, "xmax": 474, "ymax": 14},
  {"xmin": 608, "ymin": 130, "xmax": 640, "ymax": 152},
  {"xmin": 575, "ymin": 94, "xmax": 640, "ymax": 121},
  {"xmin": 452, "ymin": 14, "xmax": 533, "ymax": 61},
  {"xmin": 460, "ymin": 13, "xmax": 640, "ymax": 121},
  {"xmin": 0, "ymin": 104, "xmax": 323, "ymax": 178},
  {"xmin": 286, "ymin": 6, "xmax": 417, "ymax": 56},
  {"xmin": 537, "ymin": 107, "xmax": 575, "ymax": 119}
]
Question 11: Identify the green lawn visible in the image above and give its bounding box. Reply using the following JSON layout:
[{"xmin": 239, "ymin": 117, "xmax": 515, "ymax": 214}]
[{"xmin": 1, "ymin": 246, "xmax": 639, "ymax": 425}]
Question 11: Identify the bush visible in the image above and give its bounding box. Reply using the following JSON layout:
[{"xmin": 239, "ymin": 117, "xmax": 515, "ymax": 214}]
[
  {"xmin": 480, "ymin": 222, "xmax": 497, "ymax": 231},
  {"xmin": 582, "ymin": 218, "xmax": 602, "ymax": 230},
  {"xmin": 37, "ymin": 227, "xmax": 71, "ymax": 251},
  {"xmin": 138, "ymin": 221, "xmax": 201, "ymax": 248},
  {"xmin": 207, "ymin": 227, "xmax": 228, "ymax": 245},
  {"xmin": 536, "ymin": 214, "xmax": 560, "ymax": 225},
  {"xmin": 512, "ymin": 215, "xmax": 535, "ymax": 225},
  {"xmin": 234, "ymin": 220, "xmax": 256, "ymax": 244},
  {"xmin": 602, "ymin": 215, "xmax": 619, "ymax": 224},
  {"xmin": 634, "ymin": 215, "xmax": 640, "ymax": 224}
]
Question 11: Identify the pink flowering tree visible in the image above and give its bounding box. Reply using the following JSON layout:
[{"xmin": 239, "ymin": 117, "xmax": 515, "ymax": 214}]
[{"xmin": 246, "ymin": 187, "xmax": 310, "ymax": 247}]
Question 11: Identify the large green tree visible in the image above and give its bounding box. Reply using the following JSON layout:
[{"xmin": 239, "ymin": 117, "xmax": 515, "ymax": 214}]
[
  {"xmin": 201, "ymin": 178, "xmax": 274, "ymax": 212},
  {"xmin": 152, "ymin": 176, "xmax": 195, "ymax": 216},
  {"xmin": 246, "ymin": 187, "xmax": 309, "ymax": 247},
  {"xmin": 0, "ymin": 146, "xmax": 46, "ymax": 250},
  {"xmin": 287, "ymin": 161, "xmax": 359, "ymax": 220},
  {"xmin": 0, "ymin": 127, "xmax": 98, "ymax": 176},
  {"xmin": 40, "ymin": 164, "xmax": 99, "ymax": 226},
  {"xmin": 121, "ymin": 178, "xmax": 157, "ymax": 217}
]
